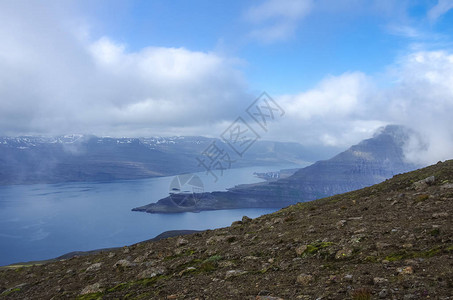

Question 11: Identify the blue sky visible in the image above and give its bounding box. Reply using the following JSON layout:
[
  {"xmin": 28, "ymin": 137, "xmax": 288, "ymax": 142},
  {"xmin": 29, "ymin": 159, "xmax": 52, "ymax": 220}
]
[
  {"xmin": 78, "ymin": 0, "xmax": 453, "ymax": 93},
  {"xmin": 0, "ymin": 0, "xmax": 453, "ymax": 164}
]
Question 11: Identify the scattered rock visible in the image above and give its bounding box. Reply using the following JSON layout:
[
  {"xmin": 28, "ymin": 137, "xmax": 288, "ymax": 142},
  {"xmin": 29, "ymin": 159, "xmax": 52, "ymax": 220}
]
[
  {"xmin": 344, "ymin": 274, "xmax": 353, "ymax": 282},
  {"xmin": 432, "ymin": 212, "xmax": 449, "ymax": 218},
  {"xmin": 206, "ymin": 235, "xmax": 225, "ymax": 245},
  {"xmin": 123, "ymin": 247, "xmax": 130, "ymax": 254},
  {"xmin": 176, "ymin": 237, "xmax": 189, "ymax": 247},
  {"xmin": 335, "ymin": 248, "xmax": 353, "ymax": 260},
  {"xmin": 378, "ymin": 289, "xmax": 388, "ymax": 298},
  {"xmin": 133, "ymin": 255, "xmax": 147, "ymax": 263},
  {"xmin": 414, "ymin": 176, "xmax": 435, "ymax": 190},
  {"xmin": 440, "ymin": 183, "xmax": 453, "ymax": 190},
  {"xmin": 138, "ymin": 266, "xmax": 166, "ymax": 279},
  {"xmin": 295, "ymin": 245, "xmax": 308, "ymax": 255},
  {"xmin": 376, "ymin": 242, "xmax": 391, "ymax": 250},
  {"xmin": 397, "ymin": 266, "xmax": 414, "ymax": 275},
  {"xmin": 113, "ymin": 259, "xmax": 134, "ymax": 269},
  {"xmin": 86, "ymin": 262, "xmax": 102, "ymax": 272},
  {"xmin": 225, "ymin": 270, "xmax": 246, "ymax": 279},
  {"xmin": 80, "ymin": 282, "xmax": 103, "ymax": 295},
  {"xmin": 373, "ymin": 277, "xmax": 388, "ymax": 285},
  {"xmin": 296, "ymin": 273, "xmax": 313, "ymax": 286},
  {"xmin": 336, "ymin": 220, "xmax": 347, "ymax": 229},
  {"xmin": 256, "ymin": 296, "xmax": 284, "ymax": 300}
]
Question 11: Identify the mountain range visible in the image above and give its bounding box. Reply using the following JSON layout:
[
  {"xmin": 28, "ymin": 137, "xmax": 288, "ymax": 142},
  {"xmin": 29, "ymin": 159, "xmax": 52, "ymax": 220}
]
[
  {"xmin": 134, "ymin": 125, "xmax": 421, "ymax": 213},
  {"xmin": 0, "ymin": 135, "xmax": 336, "ymax": 185}
]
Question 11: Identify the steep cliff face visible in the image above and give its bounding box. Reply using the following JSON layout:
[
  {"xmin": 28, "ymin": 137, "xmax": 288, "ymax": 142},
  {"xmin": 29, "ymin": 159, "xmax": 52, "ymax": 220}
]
[
  {"xmin": 135, "ymin": 125, "xmax": 420, "ymax": 213},
  {"xmin": 272, "ymin": 125, "xmax": 419, "ymax": 199}
]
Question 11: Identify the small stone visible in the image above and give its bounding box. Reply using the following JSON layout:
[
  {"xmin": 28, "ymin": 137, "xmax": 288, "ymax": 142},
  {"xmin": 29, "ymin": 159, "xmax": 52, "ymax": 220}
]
[
  {"xmin": 80, "ymin": 283, "xmax": 103, "ymax": 295},
  {"xmin": 133, "ymin": 255, "xmax": 147, "ymax": 263},
  {"xmin": 268, "ymin": 258, "xmax": 275, "ymax": 263},
  {"xmin": 336, "ymin": 219, "xmax": 347, "ymax": 229},
  {"xmin": 379, "ymin": 289, "xmax": 388, "ymax": 298},
  {"xmin": 86, "ymin": 262, "xmax": 102, "ymax": 272},
  {"xmin": 123, "ymin": 247, "xmax": 130, "ymax": 254},
  {"xmin": 108, "ymin": 252, "xmax": 115, "ymax": 258},
  {"xmin": 397, "ymin": 266, "xmax": 414, "ymax": 275},
  {"xmin": 413, "ymin": 176, "xmax": 435, "ymax": 190},
  {"xmin": 206, "ymin": 235, "xmax": 225, "ymax": 245},
  {"xmin": 308, "ymin": 225, "xmax": 316, "ymax": 233},
  {"xmin": 167, "ymin": 295, "xmax": 178, "ymax": 299},
  {"xmin": 295, "ymin": 245, "xmax": 308, "ymax": 255},
  {"xmin": 432, "ymin": 212, "xmax": 449, "ymax": 218},
  {"xmin": 176, "ymin": 237, "xmax": 189, "ymax": 247},
  {"xmin": 402, "ymin": 243, "xmax": 413, "ymax": 249},
  {"xmin": 376, "ymin": 242, "xmax": 391, "ymax": 250},
  {"xmin": 113, "ymin": 259, "xmax": 134, "ymax": 268},
  {"xmin": 256, "ymin": 297, "xmax": 284, "ymax": 300},
  {"xmin": 138, "ymin": 266, "xmax": 166, "ymax": 279},
  {"xmin": 344, "ymin": 274, "xmax": 353, "ymax": 281},
  {"xmin": 335, "ymin": 248, "xmax": 353, "ymax": 260},
  {"xmin": 373, "ymin": 277, "xmax": 388, "ymax": 285},
  {"xmin": 440, "ymin": 183, "xmax": 453, "ymax": 190},
  {"xmin": 296, "ymin": 273, "xmax": 313, "ymax": 286},
  {"xmin": 225, "ymin": 270, "xmax": 246, "ymax": 279}
]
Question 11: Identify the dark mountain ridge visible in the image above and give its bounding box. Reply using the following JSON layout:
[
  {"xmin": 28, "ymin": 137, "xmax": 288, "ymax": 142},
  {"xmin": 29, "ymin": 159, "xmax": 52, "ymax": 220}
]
[
  {"xmin": 0, "ymin": 135, "xmax": 326, "ymax": 185},
  {"xmin": 134, "ymin": 125, "xmax": 421, "ymax": 213}
]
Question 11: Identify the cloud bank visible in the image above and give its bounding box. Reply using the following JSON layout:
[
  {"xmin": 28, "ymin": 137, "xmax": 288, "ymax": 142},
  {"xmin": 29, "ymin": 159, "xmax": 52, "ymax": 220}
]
[
  {"xmin": 0, "ymin": 2, "xmax": 249, "ymax": 137},
  {"xmin": 0, "ymin": 1, "xmax": 453, "ymax": 166},
  {"xmin": 271, "ymin": 51, "xmax": 453, "ymax": 165}
]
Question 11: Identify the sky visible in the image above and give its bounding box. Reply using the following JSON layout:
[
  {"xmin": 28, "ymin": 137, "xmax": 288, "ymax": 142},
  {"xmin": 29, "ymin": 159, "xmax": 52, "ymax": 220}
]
[{"xmin": 0, "ymin": 0, "xmax": 453, "ymax": 164}]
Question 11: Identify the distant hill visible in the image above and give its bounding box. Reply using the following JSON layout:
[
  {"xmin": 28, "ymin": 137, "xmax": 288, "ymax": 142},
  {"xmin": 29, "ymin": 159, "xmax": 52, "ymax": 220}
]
[
  {"xmin": 135, "ymin": 125, "xmax": 421, "ymax": 213},
  {"xmin": 2, "ymin": 159, "xmax": 452, "ymax": 299},
  {"xmin": 0, "ymin": 135, "xmax": 333, "ymax": 185}
]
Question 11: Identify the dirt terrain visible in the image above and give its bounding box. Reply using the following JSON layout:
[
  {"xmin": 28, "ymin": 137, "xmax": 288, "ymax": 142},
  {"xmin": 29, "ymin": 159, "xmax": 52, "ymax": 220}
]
[{"xmin": 1, "ymin": 160, "xmax": 452, "ymax": 299}]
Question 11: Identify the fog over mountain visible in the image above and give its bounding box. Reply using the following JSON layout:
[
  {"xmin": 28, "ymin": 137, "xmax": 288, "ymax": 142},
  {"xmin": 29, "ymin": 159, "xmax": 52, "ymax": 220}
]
[
  {"xmin": 134, "ymin": 125, "xmax": 421, "ymax": 213},
  {"xmin": 1, "ymin": 1, "xmax": 452, "ymax": 167},
  {"xmin": 0, "ymin": 135, "xmax": 336, "ymax": 185}
]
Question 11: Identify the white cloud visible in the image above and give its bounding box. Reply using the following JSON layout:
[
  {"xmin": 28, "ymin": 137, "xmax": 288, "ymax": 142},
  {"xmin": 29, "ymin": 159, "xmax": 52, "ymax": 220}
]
[
  {"xmin": 0, "ymin": 3, "xmax": 249, "ymax": 137},
  {"xmin": 263, "ymin": 50, "xmax": 453, "ymax": 165},
  {"xmin": 428, "ymin": 0, "xmax": 453, "ymax": 21},
  {"xmin": 245, "ymin": 0, "xmax": 313, "ymax": 43}
]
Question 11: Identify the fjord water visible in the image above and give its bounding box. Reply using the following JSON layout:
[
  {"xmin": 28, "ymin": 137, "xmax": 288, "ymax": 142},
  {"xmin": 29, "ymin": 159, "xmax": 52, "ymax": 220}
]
[{"xmin": 0, "ymin": 165, "xmax": 298, "ymax": 266}]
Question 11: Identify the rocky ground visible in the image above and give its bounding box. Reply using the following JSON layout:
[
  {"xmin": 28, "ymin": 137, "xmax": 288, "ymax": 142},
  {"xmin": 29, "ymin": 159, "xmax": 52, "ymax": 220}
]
[{"xmin": 1, "ymin": 160, "xmax": 452, "ymax": 299}]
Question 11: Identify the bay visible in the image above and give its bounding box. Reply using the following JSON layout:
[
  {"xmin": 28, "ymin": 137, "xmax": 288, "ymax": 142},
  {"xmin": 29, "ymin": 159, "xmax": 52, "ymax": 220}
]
[{"xmin": 0, "ymin": 165, "xmax": 299, "ymax": 266}]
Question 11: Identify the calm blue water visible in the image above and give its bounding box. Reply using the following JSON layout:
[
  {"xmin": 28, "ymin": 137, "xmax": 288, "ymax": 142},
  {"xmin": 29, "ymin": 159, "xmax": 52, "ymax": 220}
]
[{"xmin": 0, "ymin": 165, "xmax": 298, "ymax": 266}]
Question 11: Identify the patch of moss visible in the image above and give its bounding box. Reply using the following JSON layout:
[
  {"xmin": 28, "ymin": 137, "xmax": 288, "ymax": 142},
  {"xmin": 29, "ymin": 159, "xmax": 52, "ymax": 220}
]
[
  {"xmin": 107, "ymin": 282, "xmax": 130, "ymax": 293},
  {"xmin": 1, "ymin": 288, "xmax": 21, "ymax": 297},
  {"xmin": 415, "ymin": 194, "xmax": 429, "ymax": 202},
  {"xmin": 385, "ymin": 246, "xmax": 443, "ymax": 261},
  {"xmin": 302, "ymin": 242, "xmax": 334, "ymax": 256},
  {"xmin": 138, "ymin": 275, "xmax": 170, "ymax": 286},
  {"xmin": 76, "ymin": 292, "xmax": 103, "ymax": 300},
  {"xmin": 364, "ymin": 256, "xmax": 378, "ymax": 263}
]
